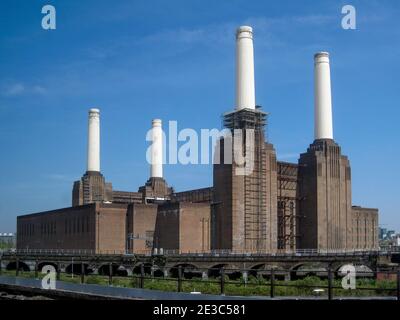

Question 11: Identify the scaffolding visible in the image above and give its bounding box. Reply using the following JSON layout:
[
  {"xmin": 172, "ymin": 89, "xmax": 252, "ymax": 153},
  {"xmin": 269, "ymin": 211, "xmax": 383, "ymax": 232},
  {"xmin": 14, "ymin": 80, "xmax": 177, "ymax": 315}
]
[
  {"xmin": 277, "ymin": 162, "xmax": 300, "ymax": 250},
  {"xmin": 223, "ymin": 107, "xmax": 268, "ymax": 134}
]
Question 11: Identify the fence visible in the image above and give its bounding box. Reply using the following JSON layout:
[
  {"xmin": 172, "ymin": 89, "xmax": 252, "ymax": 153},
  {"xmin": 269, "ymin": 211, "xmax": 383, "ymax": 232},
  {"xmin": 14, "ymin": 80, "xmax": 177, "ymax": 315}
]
[
  {"xmin": 127, "ymin": 266, "xmax": 400, "ymax": 300},
  {"xmin": 2, "ymin": 247, "xmax": 399, "ymax": 257},
  {"xmin": 1, "ymin": 262, "xmax": 399, "ymax": 300}
]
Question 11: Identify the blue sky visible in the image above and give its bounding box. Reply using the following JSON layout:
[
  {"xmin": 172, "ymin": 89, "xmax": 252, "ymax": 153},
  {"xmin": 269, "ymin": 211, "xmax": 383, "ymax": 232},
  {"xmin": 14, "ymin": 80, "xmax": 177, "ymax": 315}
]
[{"xmin": 0, "ymin": 0, "xmax": 399, "ymax": 232}]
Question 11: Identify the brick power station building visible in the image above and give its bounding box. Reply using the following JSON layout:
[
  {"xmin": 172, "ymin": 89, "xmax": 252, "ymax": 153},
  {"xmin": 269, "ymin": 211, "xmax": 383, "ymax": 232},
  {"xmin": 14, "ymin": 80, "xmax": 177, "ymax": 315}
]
[{"xmin": 17, "ymin": 26, "xmax": 378, "ymax": 254}]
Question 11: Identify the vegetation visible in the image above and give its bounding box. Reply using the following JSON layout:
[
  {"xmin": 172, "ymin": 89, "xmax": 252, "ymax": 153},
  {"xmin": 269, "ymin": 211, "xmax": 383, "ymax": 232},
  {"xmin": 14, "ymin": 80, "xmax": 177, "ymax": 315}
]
[
  {"xmin": 0, "ymin": 241, "xmax": 14, "ymax": 250},
  {"xmin": 0, "ymin": 269, "xmax": 397, "ymax": 298}
]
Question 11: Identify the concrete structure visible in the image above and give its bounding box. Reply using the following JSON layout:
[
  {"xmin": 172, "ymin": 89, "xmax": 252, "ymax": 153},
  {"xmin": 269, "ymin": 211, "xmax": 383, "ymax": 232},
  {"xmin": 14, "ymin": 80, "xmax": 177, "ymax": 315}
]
[
  {"xmin": 17, "ymin": 26, "xmax": 379, "ymax": 255},
  {"xmin": 3, "ymin": 250, "xmax": 395, "ymax": 283},
  {"xmin": 72, "ymin": 109, "xmax": 113, "ymax": 206},
  {"xmin": 139, "ymin": 120, "xmax": 172, "ymax": 202},
  {"xmin": 150, "ymin": 119, "xmax": 163, "ymax": 178},
  {"xmin": 87, "ymin": 108, "xmax": 101, "ymax": 172},
  {"xmin": 236, "ymin": 26, "xmax": 255, "ymax": 110},
  {"xmin": 314, "ymin": 52, "xmax": 333, "ymax": 140}
]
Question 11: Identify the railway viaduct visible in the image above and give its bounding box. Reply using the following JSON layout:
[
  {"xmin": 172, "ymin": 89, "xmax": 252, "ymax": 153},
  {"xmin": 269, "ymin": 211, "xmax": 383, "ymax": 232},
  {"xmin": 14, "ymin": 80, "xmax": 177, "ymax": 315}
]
[{"xmin": 1, "ymin": 250, "xmax": 399, "ymax": 281}]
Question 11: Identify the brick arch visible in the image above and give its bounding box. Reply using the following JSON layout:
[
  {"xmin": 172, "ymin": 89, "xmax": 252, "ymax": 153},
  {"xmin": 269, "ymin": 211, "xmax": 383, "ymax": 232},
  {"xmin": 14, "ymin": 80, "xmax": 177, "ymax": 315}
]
[
  {"xmin": 289, "ymin": 263, "xmax": 327, "ymax": 279},
  {"xmin": 207, "ymin": 263, "xmax": 229, "ymax": 278},
  {"xmin": 169, "ymin": 263, "xmax": 201, "ymax": 278},
  {"xmin": 246, "ymin": 263, "xmax": 282, "ymax": 276},
  {"xmin": 37, "ymin": 261, "xmax": 58, "ymax": 271},
  {"xmin": 98, "ymin": 263, "xmax": 127, "ymax": 276},
  {"xmin": 335, "ymin": 263, "xmax": 373, "ymax": 276},
  {"xmin": 249, "ymin": 263, "xmax": 267, "ymax": 270},
  {"xmin": 290, "ymin": 263, "xmax": 308, "ymax": 272},
  {"xmin": 6, "ymin": 260, "xmax": 30, "ymax": 271},
  {"xmin": 133, "ymin": 262, "xmax": 155, "ymax": 275},
  {"xmin": 65, "ymin": 263, "xmax": 90, "ymax": 274}
]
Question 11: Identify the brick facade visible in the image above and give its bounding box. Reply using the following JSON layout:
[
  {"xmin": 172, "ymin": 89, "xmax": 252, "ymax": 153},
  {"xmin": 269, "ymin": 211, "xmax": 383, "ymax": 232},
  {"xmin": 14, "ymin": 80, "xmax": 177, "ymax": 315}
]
[
  {"xmin": 298, "ymin": 139, "xmax": 353, "ymax": 250},
  {"xmin": 127, "ymin": 203, "xmax": 158, "ymax": 253},
  {"xmin": 17, "ymin": 203, "xmax": 127, "ymax": 254},
  {"xmin": 154, "ymin": 202, "xmax": 211, "ymax": 253},
  {"xmin": 352, "ymin": 206, "xmax": 379, "ymax": 250}
]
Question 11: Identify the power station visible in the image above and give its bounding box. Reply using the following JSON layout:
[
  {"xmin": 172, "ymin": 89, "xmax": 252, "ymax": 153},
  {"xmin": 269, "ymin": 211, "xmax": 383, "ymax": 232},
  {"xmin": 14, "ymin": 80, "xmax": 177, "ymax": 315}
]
[{"xmin": 17, "ymin": 26, "xmax": 378, "ymax": 254}]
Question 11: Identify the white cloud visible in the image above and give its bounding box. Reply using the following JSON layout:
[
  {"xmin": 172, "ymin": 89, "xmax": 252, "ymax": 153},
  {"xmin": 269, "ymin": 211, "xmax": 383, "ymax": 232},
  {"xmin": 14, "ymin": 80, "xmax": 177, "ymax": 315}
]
[
  {"xmin": 44, "ymin": 174, "xmax": 74, "ymax": 183},
  {"xmin": 2, "ymin": 83, "xmax": 25, "ymax": 96},
  {"xmin": 1, "ymin": 83, "xmax": 47, "ymax": 97},
  {"xmin": 32, "ymin": 85, "xmax": 47, "ymax": 94}
]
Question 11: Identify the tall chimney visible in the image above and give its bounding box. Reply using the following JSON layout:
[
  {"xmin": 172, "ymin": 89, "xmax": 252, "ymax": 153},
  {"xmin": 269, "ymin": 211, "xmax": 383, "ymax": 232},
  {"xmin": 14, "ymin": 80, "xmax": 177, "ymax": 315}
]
[
  {"xmin": 87, "ymin": 108, "xmax": 100, "ymax": 172},
  {"xmin": 314, "ymin": 52, "xmax": 333, "ymax": 140},
  {"xmin": 236, "ymin": 26, "xmax": 256, "ymax": 110},
  {"xmin": 150, "ymin": 119, "xmax": 163, "ymax": 178}
]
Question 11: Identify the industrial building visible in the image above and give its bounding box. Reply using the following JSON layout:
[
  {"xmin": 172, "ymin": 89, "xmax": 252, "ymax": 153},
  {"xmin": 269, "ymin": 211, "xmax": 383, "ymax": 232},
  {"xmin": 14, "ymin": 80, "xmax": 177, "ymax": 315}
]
[{"xmin": 17, "ymin": 25, "xmax": 378, "ymax": 254}]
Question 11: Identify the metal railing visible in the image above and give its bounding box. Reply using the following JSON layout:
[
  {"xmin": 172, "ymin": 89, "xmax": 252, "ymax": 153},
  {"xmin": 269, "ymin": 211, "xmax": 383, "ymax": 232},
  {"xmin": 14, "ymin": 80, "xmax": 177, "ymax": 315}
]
[
  {"xmin": 1, "ymin": 247, "xmax": 399, "ymax": 257},
  {"xmin": 1, "ymin": 264, "xmax": 399, "ymax": 300}
]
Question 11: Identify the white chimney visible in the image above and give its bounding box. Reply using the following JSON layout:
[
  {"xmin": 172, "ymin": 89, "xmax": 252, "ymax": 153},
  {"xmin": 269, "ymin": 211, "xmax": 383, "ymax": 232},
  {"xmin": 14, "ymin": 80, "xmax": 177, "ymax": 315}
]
[
  {"xmin": 314, "ymin": 52, "xmax": 334, "ymax": 140},
  {"xmin": 150, "ymin": 119, "xmax": 163, "ymax": 178},
  {"xmin": 236, "ymin": 26, "xmax": 256, "ymax": 110},
  {"xmin": 87, "ymin": 108, "xmax": 100, "ymax": 172}
]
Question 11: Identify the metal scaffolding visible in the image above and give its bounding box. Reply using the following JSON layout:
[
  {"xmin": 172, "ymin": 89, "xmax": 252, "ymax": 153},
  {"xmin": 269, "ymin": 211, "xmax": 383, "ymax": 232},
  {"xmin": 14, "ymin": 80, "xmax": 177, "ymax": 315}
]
[{"xmin": 277, "ymin": 162, "xmax": 300, "ymax": 250}]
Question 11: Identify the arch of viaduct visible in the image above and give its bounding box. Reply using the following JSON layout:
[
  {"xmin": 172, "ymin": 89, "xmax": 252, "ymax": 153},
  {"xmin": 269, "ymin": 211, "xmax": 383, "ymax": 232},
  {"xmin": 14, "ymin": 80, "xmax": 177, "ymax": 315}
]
[{"xmin": 1, "ymin": 252, "xmax": 396, "ymax": 280}]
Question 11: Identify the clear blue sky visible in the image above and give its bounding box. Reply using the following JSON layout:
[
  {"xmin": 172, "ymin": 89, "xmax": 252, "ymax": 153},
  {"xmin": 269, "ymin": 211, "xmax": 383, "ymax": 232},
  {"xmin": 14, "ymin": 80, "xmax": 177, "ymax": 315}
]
[{"xmin": 0, "ymin": 0, "xmax": 399, "ymax": 232}]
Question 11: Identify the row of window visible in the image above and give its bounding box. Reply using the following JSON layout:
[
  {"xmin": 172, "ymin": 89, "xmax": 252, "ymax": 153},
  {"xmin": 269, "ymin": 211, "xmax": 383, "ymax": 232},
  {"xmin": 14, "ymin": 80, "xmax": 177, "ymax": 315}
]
[
  {"xmin": 352, "ymin": 219, "xmax": 377, "ymax": 247},
  {"xmin": 42, "ymin": 221, "xmax": 56, "ymax": 235},
  {"xmin": 65, "ymin": 216, "xmax": 90, "ymax": 234},
  {"xmin": 18, "ymin": 216, "xmax": 91, "ymax": 238},
  {"xmin": 19, "ymin": 223, "xmax": 34, "ymax": 237}
]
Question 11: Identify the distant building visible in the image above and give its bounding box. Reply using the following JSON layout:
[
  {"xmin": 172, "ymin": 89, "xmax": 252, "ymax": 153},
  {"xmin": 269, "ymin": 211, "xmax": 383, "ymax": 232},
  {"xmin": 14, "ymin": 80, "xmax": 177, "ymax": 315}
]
[
  {"xmin": 387, "ymin": 230, "xmax": 396, "ymax": 239},
  {"xmin": 379, "ymin": 228, "xmax": 397, "ymax": 241},
  {"xmin": 0, "ymin": 233, "xmax": 16, "ymax": 249},
  {"xmin": 394, "ymin": 235, "xmax": 400, "ymax": 247},
  {"xmin": 379, "ymin": 228, "xmax": 388, "ymax": 240}
]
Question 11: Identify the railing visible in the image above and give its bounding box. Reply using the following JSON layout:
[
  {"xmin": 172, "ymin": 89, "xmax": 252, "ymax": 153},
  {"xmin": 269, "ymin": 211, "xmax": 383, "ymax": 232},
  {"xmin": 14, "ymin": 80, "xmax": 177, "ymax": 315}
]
[
  {"xmin": 1, "ymin": 247, "xmax": 399, "ymax": 257},
  {"xmin": 0, "ymin": 264, "xmax": 399, "ymax": 300}
]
